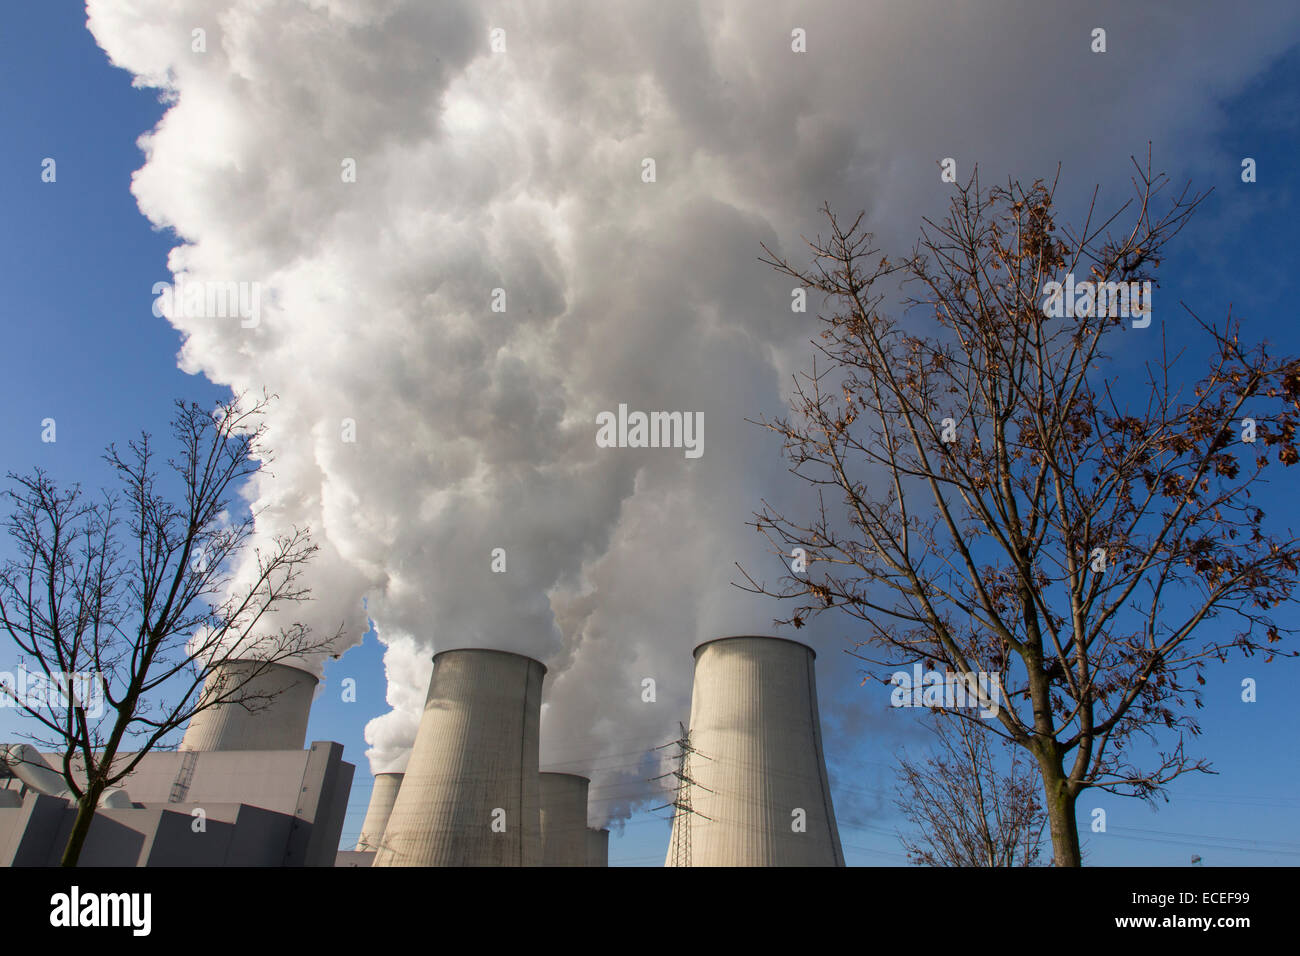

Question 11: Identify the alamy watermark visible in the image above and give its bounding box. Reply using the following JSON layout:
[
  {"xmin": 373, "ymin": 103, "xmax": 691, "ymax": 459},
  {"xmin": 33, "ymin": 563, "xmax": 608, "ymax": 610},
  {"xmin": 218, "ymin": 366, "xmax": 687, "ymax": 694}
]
[
  {"xmin": 890, "ymin": 663, "xmax": 1003, "ymax": 718},
  {"xmin": 0, "ymin": 665, "xmax": 104, "ymax": 719},
  {"xmin": 152, "ymin": 277, "xmax": 261, "ymax": 328},
  {"xmin": 595, "ymin": 404, "xmax": 703, "ymax": 459},
  {"xmin": 1041, "ymin": 273, "xmax": 1151, "ymax": 327},
  {"xmin": 50, "ymin": 886, "xmax": 151, "ymax": 936}
]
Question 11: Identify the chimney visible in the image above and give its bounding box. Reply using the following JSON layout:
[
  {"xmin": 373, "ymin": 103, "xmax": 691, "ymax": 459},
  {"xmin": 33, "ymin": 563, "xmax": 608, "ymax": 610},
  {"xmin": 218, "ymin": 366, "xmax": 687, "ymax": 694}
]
[
  {"xmin": 585, "ymin": 827, "xmax": 610, "ymax": 867},
  {"xmin": 665, "ymin": 636, "xmax": 844, "ymax": 866},
  {"xmin": 538, "ymin": 772, "xmax": 589, "ymax": 867},
  {"xmin": 373, "ymin": 648, "xmax": 545, "ymax": 866},
  {"xmin": 179, "ymin": 659, "xmax": 318, "ymax": 752},
  {"xmin": 356, "ymin": 772, "xmax": 404, "ymax": 851}
]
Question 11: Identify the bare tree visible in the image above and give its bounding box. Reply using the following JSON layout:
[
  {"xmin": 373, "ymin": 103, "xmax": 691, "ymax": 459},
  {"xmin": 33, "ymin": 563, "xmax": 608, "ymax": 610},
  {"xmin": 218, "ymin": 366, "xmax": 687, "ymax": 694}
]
[
  {"xmin": 895, "ymin": 710, "xmax": 1046, "ymax": 867},
  {"xmin": 739, "ymin": 154, "xmax": 1300, "ymax": 866},
  {"xmin": 0, "ymin": 393, "xmax": 340, "ymax": 865}
]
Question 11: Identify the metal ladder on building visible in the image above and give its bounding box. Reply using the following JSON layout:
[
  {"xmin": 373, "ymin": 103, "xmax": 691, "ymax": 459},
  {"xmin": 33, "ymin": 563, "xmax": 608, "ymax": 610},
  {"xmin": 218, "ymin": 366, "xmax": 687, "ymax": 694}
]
[{"xmin": 167, "ymin": 750, "xmax": 199, "ymax": 803}]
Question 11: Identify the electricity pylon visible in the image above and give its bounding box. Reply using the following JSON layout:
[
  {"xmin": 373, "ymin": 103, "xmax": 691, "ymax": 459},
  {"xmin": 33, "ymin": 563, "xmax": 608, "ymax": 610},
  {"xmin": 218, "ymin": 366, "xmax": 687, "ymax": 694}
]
[{"xmin": 651, "ymin": 721, "xmax": 712, "ymax": 867}]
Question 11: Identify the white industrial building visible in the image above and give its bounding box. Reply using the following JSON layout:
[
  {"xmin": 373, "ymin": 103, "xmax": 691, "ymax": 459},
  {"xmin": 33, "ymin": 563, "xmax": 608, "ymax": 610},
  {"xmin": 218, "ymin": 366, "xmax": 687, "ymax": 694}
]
[
  {"xmin": 2, "ymin": 634, "xmax": 846, "ymax": 867},
  {"xmin": 585, "ymin": 826, "xmax": 610, "ymax": 867},
  {"xmin": 0, "ymin": 659, "xmax": 353, "ymax": 866},
  {"xmin": 665, "ymin": 636, "xmax": 845, "ymax": 866},
  {"xmin": 363, "ymin": 634, "xmax": 843, "ymax": 867},
  {"xmin": 373, "ymin": 648, "xmax": 547, "ymax": 867},
  {"xmin": 179, "ymin": 659, "xmax": 320, "ymax": 753},
  {"xmin": 356, "ymin": 771, "xmax": 404, "ymax": 851},
  {"xmin": 539, "ymin": 772, "xmax": 590, "ymax": 867}
]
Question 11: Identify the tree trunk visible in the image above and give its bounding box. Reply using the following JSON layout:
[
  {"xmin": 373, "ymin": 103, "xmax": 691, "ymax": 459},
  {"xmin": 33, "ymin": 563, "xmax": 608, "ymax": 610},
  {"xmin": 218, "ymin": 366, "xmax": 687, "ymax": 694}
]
[
  {"xmin": 60, "ymin": 784, "xmax": 104, "ymax": 867},
  {"xmin": 1042, "ymin": 772, "xmax": 1082, "ymax": 866}
]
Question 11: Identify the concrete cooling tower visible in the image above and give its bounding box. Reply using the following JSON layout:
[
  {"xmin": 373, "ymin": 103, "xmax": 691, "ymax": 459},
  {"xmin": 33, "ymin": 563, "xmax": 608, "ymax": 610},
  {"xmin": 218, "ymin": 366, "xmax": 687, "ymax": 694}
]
[
  {"xmin": 372, "ymin": 649, "xmax": 546, "ymax": 867},
  {"xmin": 356, "ymin": 772, "xmax": 404, "ymax": 851},
  {"xmin": 585, "ymin": 827, "xmax": 609, "ymax": 867},
  {"xmin": 538, "ymin": 773, "xmax": 589, "ymax": 867},
  {"xmin": 179, "ymin": 660, "xmax": 318, "ymax": 752},
  {"xmin": 665, "ymin": 636, "xmax": 844, "ymax": 866}
]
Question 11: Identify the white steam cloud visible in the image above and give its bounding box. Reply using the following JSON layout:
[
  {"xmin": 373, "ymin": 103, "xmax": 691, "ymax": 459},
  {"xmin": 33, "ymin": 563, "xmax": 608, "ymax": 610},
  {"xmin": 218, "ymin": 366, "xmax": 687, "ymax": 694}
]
[{"xmin": 88, "ymin": 0, "xmax": 1298, "ymax": 824}]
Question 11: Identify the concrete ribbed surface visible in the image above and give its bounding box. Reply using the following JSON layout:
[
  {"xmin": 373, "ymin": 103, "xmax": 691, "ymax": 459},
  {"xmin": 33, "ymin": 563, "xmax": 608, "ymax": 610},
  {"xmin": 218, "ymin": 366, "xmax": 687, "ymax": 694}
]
[
  {"xmin": 373, "ymin": 648, "xmax": 545, "ymax": 867},
  {"xmin": 179, "ymin": 660, "xmax": 318, "ymax": 752},
  {"xmin": 356, "ymin": 772, "xmax": 403, "ymax": 851},
  {"xmin": 585, "ymin": 827, "xmax": 609, "ymax": 867},
  {"xmin": 666, "ymin": 636, "xmax": 844, "ymax": 866},
  {"xmin": 539, "ymin": 772, "xmax": 589, "ymax": 866}
]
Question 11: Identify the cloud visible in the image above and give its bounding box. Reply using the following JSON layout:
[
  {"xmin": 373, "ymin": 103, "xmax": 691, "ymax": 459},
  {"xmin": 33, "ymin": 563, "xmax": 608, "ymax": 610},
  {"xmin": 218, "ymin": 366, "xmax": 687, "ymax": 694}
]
[{"xmin": 87, "ymin": 0, "xmax": 1300, "ymax": 824}]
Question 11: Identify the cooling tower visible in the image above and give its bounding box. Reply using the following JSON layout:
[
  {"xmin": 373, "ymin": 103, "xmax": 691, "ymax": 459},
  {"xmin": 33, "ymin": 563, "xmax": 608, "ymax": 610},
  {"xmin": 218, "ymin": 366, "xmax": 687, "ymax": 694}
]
[
  {"xmin": 356, "ymin": 772, "xmax": 404, "ymax": 851},
  {"xmin": 665, "ymin": 635, "xmax": 844, "ymax": 866},
  {"xmin": 372, "ymin": 649, "xmax": 545, "ymax": 867},
  {"xmin": 539, "ymin": 773, "xmax": 589, "ymax": 867},
  {"xmin": 585, "ymin": 827, "xmax": 609, "ymax": 867},
  {"xmin": 179, "ymin": 660, "xmax": 318, "ymax": 752}
]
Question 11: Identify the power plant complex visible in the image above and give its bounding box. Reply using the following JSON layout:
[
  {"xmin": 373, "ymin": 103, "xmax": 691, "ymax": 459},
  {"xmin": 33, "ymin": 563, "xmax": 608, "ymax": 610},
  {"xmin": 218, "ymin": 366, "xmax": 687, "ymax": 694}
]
[
  {"xmin": 1, "ymin": 636, "xmax": 843, "ymax": 867},
  {"xmin": 0, "ymin": 659, "xmax": 352, "ymax": 866}
]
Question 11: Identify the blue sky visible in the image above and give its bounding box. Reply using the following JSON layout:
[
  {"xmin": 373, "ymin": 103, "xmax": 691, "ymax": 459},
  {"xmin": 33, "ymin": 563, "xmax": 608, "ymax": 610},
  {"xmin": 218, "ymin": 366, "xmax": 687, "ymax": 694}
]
[{"xmin": 3, "ymin": 3, "xmax": 1300, "ymax": 866}]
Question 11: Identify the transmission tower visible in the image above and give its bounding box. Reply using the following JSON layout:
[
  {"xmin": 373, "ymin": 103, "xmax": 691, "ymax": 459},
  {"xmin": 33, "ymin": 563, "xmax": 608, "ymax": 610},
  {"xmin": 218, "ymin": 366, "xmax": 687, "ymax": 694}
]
[{"xmin": 650, "ymin": 721, "xmax": 712, "ymax": 867}]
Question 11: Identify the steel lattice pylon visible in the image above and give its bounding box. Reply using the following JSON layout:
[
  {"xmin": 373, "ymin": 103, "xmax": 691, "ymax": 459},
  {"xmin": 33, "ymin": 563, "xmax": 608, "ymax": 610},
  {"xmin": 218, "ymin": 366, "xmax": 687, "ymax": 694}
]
[{"xmin": 651, "ymin": 722, "xmax": 712, "ymax": 866}]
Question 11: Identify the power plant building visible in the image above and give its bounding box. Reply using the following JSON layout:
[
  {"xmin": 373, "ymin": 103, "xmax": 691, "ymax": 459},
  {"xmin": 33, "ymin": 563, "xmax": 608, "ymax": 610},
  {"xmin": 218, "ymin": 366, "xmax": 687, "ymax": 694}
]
[
  {"xmin": 373, "ymin": 648, "xmax": 546, "ymax": 867},
  {"xmin": 0, "ymin": 744, "xmax": 352, "ymax": 867},
  {"xmin": 665, "ymin": 635, "xmax": 844, "ymax": 866},
  {"xmin": 0, "ymin": 658, "xmax": 352, "ymax": 866},
  {"xmin": 2, "ymin": 635, "xmax": 849, "ymax": 868},
  {"xmin": 585, "ymin": 827, "xmax": 609, "ymax": 867},
  {"xmin": 538, "ymin": 772, "xmax": 589, "ymax": 867},
  {"xmin": 180, "ymin": 660, "xmax": 320, "ymax": 753},
  {"xmin": 356, "ymin": 771, "xmax": 404, "ymax": 852}
]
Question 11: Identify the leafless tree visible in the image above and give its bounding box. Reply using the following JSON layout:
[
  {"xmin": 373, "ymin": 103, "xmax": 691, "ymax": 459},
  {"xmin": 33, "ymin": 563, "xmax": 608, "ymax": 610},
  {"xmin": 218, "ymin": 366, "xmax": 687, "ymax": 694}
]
[
  {"xmin": 895, "ymin": 710, "xmax": 1046, "ymax": 866},
  {"xmin": 738, "ymin": 153, "xmax": 1300, "ymax": 865},
  {"xmin": 0, "ymin": 393, "xmax": 340, "ymax": 865}
]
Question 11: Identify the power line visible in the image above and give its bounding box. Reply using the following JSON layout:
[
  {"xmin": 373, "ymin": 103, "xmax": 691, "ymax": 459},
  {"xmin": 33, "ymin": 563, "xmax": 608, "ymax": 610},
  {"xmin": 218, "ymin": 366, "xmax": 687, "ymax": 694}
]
[{"xmin": 650, "ymin": 722, "xmax": 712, "ymax": 867}]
